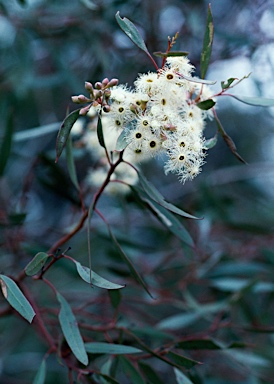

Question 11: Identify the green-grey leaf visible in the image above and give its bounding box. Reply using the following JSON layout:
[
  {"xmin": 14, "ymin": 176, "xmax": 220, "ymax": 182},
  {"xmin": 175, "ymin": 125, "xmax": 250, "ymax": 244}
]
[
  {"xmin": 196, "ymin": 99, "xmax": 216, "ymax": 110},
  {"xmin": 14, "ymin": 123, "xmax": 59, "ymax": 142},
  {"xmin": 33, "ymin": 359, "xmax": 46, "ymax": 384},
  {"xmin": 221, "ymin": 77, "xmax": 237, "ymax": 89},
  {"xmin": 25, "ymin": 252, "xmax": 49, "ymax": 276},
  {"xmin": 97, "ymin": 113, "xmax": 106, "ymax": 149},
  {"xmin": 57, "ymin": 292, "xmax": 88, "ymax": 366},
  {"xmin": 56, "ymin": 109, "xmax": 80, "ymax": 162},
  {"xmin": 167, "ymin": 351, "xmax": 201, "ymax": 369},
  {"xmin": 75, "ymin": 261, "xmax": 125, "ymax": 290},
  {"xmin": 119, "ymin": 356, "xmax": 146, "ymax": 384},
  {"xmin": 0, "ymin": 274, "xmax": 35, "ymax": 323},
  {"xmin": 153, "ymin": 51, "xmax": 189, "ymax": 58},
  {"xmin": 174, "ymin": 368, "xmax": 194, "ymax": 384},
  {"xmin": 116, "ymin": 128, "xmax": 129, "ymax": 151},
  {"xmin": 229, "ymin": 95, "xmax": 274, "ymax": 107},
  {"xmin": 0, "ymin": 109, "xmax": 13, "ymax": 176},
  {"xmin": 115, "ymin": 12, "xmax": 149, "ymax": 54},
  {"xmin": 200, "ymin": 4, "xmax": 214, "ymax": 79},
  {"xmin": 204, "ymin": 134, "xmax": 218, "ymax": 149},
  {"xmin": 177, "ymin": 338, "xmax": 222, "ymax": 350},
  {"xmin": 138, "ymin": 361, "xmax": 165, "ymax": 384},
  {"xmin": 85, "ymin": 342, "xmax": 142, "ymax": 354},
  {"xmin": 65, "ymin": 135, "xmax": 79, "ymax": 190},
  {"xmin": 181, "ymin": 74, "xmax": 216, "ymax": 85},
  {"xmin": 157, "ymin": 312, "xmax": 200, "ymax": 330}
]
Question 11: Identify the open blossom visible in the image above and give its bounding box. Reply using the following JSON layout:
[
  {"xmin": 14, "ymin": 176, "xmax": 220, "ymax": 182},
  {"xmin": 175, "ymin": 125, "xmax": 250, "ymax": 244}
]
[{"xmin": 74, "ymin": 55, "xmax": 214, "ymax": 188}]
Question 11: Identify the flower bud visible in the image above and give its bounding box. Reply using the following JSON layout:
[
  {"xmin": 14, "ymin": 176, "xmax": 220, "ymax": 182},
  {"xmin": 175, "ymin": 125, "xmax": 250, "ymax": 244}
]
[
  {"xmin": 102, "ymin": 78, "xmax": 109, "ymax": 86},
  {"xmin": 79, "ymin": 105, "xmax": 91, "ymax": 116},
  {"xmin": 93, "ymin": 90, "xmax": 103, "ymax": 100},
  {"xmin": 71, "ymin": 94, "xmax": 90, "ymax": 104},
  {"xmin": 95, "ymin": 82, "xmax": 102, "ymax": 90},
  {"xmin": 85, "ymin": 82, "xmax": 94, "ymax": 95},
  {"xmin": 108, "ymin": 78, "xmax": 119, "ymax": 87}
]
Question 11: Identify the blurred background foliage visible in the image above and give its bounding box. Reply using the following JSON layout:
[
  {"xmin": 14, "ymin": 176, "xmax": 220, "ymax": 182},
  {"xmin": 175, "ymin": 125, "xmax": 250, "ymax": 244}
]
[{"xmin": 1, "ymin": 0, "xmax": 274, "ymax": 383}]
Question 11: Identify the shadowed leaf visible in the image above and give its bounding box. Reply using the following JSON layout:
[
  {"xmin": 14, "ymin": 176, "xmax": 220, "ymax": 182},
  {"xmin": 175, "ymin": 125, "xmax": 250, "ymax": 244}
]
[
  {"xmin": 25, "ymin": 252, "xmax": 49, "ymax": 276},
  {"xmin": 85, "ymin": 342, "xmax": 142, "ymax": 354},
  {"xmin": 33, "ymin": 359, "xmax": 46, "ymax": 384},
  {"xmin": 56, "ymin": 109, "xmax": 80, "ymax": 162},
  {"xmin": 200, "ymin": 4, "xmax": 214, "ymax": 79}
]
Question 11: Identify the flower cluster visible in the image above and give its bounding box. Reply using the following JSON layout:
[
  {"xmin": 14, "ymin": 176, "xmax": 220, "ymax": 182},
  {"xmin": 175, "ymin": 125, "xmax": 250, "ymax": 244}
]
[{"xmin": 72, "ymin": 56, "xmax": 214, "ymax": 190}]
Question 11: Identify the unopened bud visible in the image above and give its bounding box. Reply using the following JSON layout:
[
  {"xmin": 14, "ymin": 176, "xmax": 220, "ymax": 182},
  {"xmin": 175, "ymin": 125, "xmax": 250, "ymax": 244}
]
[
  {"xmin": 93, "ymin": 90, "xmax": 103, "ymax": 99},
  {"xmin": 79, "ymin": 105, "xmax": 91, "ymax": 116},
  {"xmin": 104, "ymin": 90, "xmax": 111, "ymax": 98},
  {"xmin": 95, "ymin": 82, "xmax": 102, "ymax": 90},
  {"xmin": 85, "ymin": 81, "xmax": 94, "ymax": 94},
  {"xmin": 102, "ymin": 77, "xmax": 109, "ymax": 86},
  {"xmin": 108, "ymin": 78, "xmax": 119, "ymax": 87},
  {"xmin": 103, "ymin": 105, "xmax": 111, "ymax": 113},
  {"xmin": 71, "ymin": 94, "xmax": 90, "ymax": 104}
]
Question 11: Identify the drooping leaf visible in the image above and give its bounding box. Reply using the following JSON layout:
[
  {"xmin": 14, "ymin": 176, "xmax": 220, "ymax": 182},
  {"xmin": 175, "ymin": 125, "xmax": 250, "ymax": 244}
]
[
  {"xmin": 153, "ymin": 51, "xmax": 189, "ymax": 58},
  {"xmin": 174, "ymin": 368, "xmax": 194, "ymax": 384},
  {"xmin": 75, "ymin": 261, "xmax": 125, "ymax": 290},
  {"xmin": 97, "ymin": 112, "xmax": 106, "ymax": 149},
  {"xmin": 167, "ymin": 351, "xmax": 201, "ymax": 369},
  {"xmin": 138, "ymin": 361, "xmax": 165, "ymax": 384},
  {"xmin": 0, "ymin": 274, "xmax": 35, "ymax": 323},
  {"xmin": 229, "ymin": 95, "xmax": 274, "ymax": 107},
  {"xmin": 200, "ymin": 4, "xmax": 214, "ymax": 79},
  {"xmin": 136, "ymin": 170, "xmax": 199, "ymax": 220},
  {"xmin": 204, "ymin": 134, "xmax": 218, "ymax": 149},
  {"xmin": 221, "ymin": 77, "xmax": 238, "ymax": 89},
  {"xmin": 0, "ymin": 109, "xmax": 13, "ymax": 176},
  {"xmin": 56, "ymin": 108, "xmax": 80, "ymax": 162},
  {"xmin": 25, "ymin": 252, "xmax": 50, "ymax": 276},
  {"xmin": 65, "ymin": 135, "xmax": 79, "ymax": 190},
  {"xmin": 115, "ymin": 12, "xmax": 149, "ymax": 54},
  {"xmin": 119, "ymin": 356, "xmax": 146, "ymax": 384},
  {"xmin": 196, "ymin": 99, "xmax": 216, "ymax": 110},
  {"xmin": 85, "ymin": 342, "xmax": 142, "ymax": 355},
  {"xmin": 56, "ymin": 292, "xmax": 88, "ymax": 366},
  {"xmin": 33, "ymin": 359, "xmax": 46, "ymax": 384}
]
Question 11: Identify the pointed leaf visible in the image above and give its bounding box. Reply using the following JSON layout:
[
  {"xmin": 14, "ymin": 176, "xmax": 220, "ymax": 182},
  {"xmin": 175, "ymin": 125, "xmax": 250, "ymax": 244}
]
[
  {"xmin": 177, "ymin": 338, "xmax": 222, "ymax": 350},
  {"xmin": 85, "ymin": 342, "xmax": 142, "ymax": 354},
  {"xmin": 174, "ymin": 368, "xmax": 194, "ymax": 384},
  {"xmin": 181, "ymin": 74, "xmax": 216, "ymax": 85},
  {"xmin": 0, "ymin": 109, "xmax": 13, "ymax": 176},
  {"xmin": 138, "ymin": 361, "xmax": 165, "ymax": 384},
  {"xmin": 196, "ymin": 99, "xmax": 216, "ymax": 110},
  {"xmin": 66, "ymin": 135, "xmax": 79, "ymax": 190},
  {"xmin": 221, "ymin": 77, "xmax": 238, "ymax": 89},
  {"xmin": 204, "ymin": 134, "xmax": 217, "ymax": 149},
  {"xmin": 153, "ymin": 51, "xmax": 189, "ymax": 58},
  {"xmin": 56, "ymin": 109, "xmax": 80, "ymax": 162},
  {"xmin": 97, "ymin": 113, "xmax": 106, "ymax": 149},
  {"xmin": 0, "ymin": 275, "xmax": 35, "ymax": 323},
  {"xmin": 167, "ymin": 351, "xmax": 201, "ymax": 369},
  {"xmin": 200, "ymin": 4, "xmax": 214, "ymax": 79},
  {"xmin": 229, "ymin": 95, "xmax": 274, "ymax": 107},
  {"xmin": 119, "ymin": 356, "xmax": 146, "ymax": 384},
  {"xmin": 157, "ymin": 312, "xmax": 200, "ymax": 331},
  {"xmin": 57, "ymin": 292, "xmax": 88, "ymax": 366},
  {"xmin": 33, "ymin": 359, "xmax": 46, "ymax": 384},
  {"xmin": 25, "ymin": 252, "xmax": 50, "ymax": 276},
  {"xmin": 115, "ymin": 12, "xmax": 149, "ymax": 54},
  {"xmin": 96, "ymin": 373, "xmax": 119, "ymax": 384},
  {"xmin": 14, "ymin": 123, "xmax": 59, "ymax": 142},
  {"xmin": 116, "ymin": 128, "xmax": 129, "ymax": 151},
  {"xmin": 74, "ymin": 261, "xmax": 125, "ymax": 289}
]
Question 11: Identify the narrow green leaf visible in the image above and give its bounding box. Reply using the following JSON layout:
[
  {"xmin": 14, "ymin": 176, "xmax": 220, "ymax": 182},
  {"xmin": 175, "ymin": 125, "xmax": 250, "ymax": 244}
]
[
  {"xmin": 229, "ymin": 95, "xmax": 274, "ymax": 107},
  {"xmin": 33, "ymin": 359, "xmax": 46, "ymax": 384},
  {"xmin": 96, "ymin": 373, "xmax": 119, "ymax": 384},
  {"xmin": 65, "ymin": 135, "xmax": 79, "ymax": 190},
  {"xmin": 137, "ymin": 170, "xmax": 199, "ymax": 220},
  {"xmin": 115, "ymin": 12, "xmax": 149, "ymax": 54},
  {"xmin": 167, "ymin": 351, "xmax": 201, "ymax": 369},
  {"xmin": 157, "ymin": 312, "xmax": 200, "ymax": 331},
  {"xmin": 177, "ymin": 338, "xmax": 222, "ymax": 350},
  {"xmin": 174, "ymin": 368, "xmax": 194, "ymax": 384},
  {"xmin": 56, "ymin": 109, "xmax": 80, "ymax": 162},
  {"xmin": 14, "ymin": 123, "xmax": 59, "ymax": 142},
  {"xmin": 97, "ymin": 113, "xmax": 106, "ymax": 149},
  {"xmin": 57, "ymin": 292, "xmax": 88, "ymax": 366},
  {"xmin": 204, "ymin": 134, "xmax": 217, "ymax": 149},
  {"xmin": 221, "ymin": 77, "xmax": 237, "ymax": 89},
  {"xmin": 119, "ymin": 356, "xmax": 146, "ymax": 384},
  {"xmin": 0, "ymin": 109, "xmax": 13, "ymax": 176},
  {"xmin": 0, "ymin": 275, "xmax": 35, "ymax": 323},
  {"xmin": 196, "ymin": 99, "xmax": 216, "ymax": 110},
  {"xmin": 153, "ymin": 51, "xmax": 189, "ymax": 58},
  {"xmin": 25, "ymin": 252, "xmax": 50, "ymax": 276},
  {"xmin": 116, "ymin": 128, "xmax": 129, "ymax": 151},
  {"xmin": 200, "ymin": 4, "xmax": 214, "ymax": 79},
  {"xmin": 85, "ymin": 342, "xmax": 142, "ymax": 355},
  {"xmin": 138, "ymin": 361, "xmax": 165, "ymax": 384},
  {"xmin": 181, "ymin": 73, "xmax": 216, "ymax": 85},
  {"xmin": 75, "ymin": 261, "xmax": 125, "ymax": 290}
]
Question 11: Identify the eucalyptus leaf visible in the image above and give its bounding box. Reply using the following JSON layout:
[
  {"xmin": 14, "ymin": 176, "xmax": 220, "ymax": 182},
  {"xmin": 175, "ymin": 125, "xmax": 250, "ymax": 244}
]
[
  {"xmin": 204, "ymin": 134, "xmax": 218, "ymax": 149},
  {"xmin": 56, "ymin": 109, "xmax": 80, "ymax": 162},
  {"xmin": 229, "ymin": 95, "xmax": 274, "ymax": 107},
  {"xmin": 174, "ymin": 368, "xmax": 194, "ymax": 384},
  {"xmin": 85, "ymin": 342, "xmax": 142, "ymax": 354},
  {"xmin": 196, "ymin": 99, "xmax": 216, "ymax": 110},
  {"xmin": 221, "ymin": 77, "xmax": 237, "ymax": 89},
  {"xmin": 153, "ymin": 51, "xmax": 189, "ymax": 58},
  {"xmin": 116, "ymin": 128, "xmax": 129, "ymax": 151},
  {"xmin": 57, "ymin": 292, "xmax": 88, "ymax": 366},
  {"xmin": 75, "ymin": 261, "xmax": 125, "ymax": 290},
  {"xmin": 97, "ymin": 113, "xmax": 106, "ymax": 149},
  {"xmin": 119, "ymin": 356, "xmax": 146, "ymax": 384},
  {"xmin": 200, "ymin": 4, "xmax": 214, "ymax": 79},
  {"xmin": 0, "ymin": 109, "xmax": 13, "ymax": 176},
  {"xmin": 0, "ymin": 274, "xmax": 35, "ymax": 323},
  {"xmin": 167, "ymin": 351, "xmax": 201, "ymax": 369},
  {"xmin": 25, "ymin": 252, "xmax": 50, "ymax": 276},
  {"xmin": 33, "ymin": 359, "xmax": 46, "ymax": 384},
  {"xmin": 138, "ymin": 361, "xmax": 165, "ymax": 384}
]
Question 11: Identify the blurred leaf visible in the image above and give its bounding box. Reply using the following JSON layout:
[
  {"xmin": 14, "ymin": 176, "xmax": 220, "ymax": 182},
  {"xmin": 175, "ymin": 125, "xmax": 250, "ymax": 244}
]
[
  {"xmin": 229, "ymin": 95, "xmax": 274, "ymax": 107},
  {"xmin": 137, "ymin": 170, "xmax": 199, "ymax": 220},
  {"xmin": 108, "ymin": 289, "xmax": 121, "ymax": 309},
  {"xmin": 119, "ymin": 356, "xmax": 146, "ymax": 384},
  {"xmin": 116, "ymin": 128, "xmax": 129, "ymax": 151},
  {"xmin": 0, "ymin": 109, "xmax": 13, "ymax": 176},
  {"xmin": 56, "ymin": 109, "xmax": 80, "ymax": 162},
  {"xmin": 25, "ymin": 252, "xmax": 50, "ymax": 276},
  {"xmin": 57, "ymin": 292, "xmax": 88, "ymax": 366},
  {"xmin": 75, "ymin": 261, "xmax": 125, "ymax": 290},
  {"xmin": 224, "ymin": 350, "xmax": 271, "ymax": 369},
  {"xmin": 33, "ymin": 359, "xmax": 46, "ymax": 384},
  {"xmin": 181, "ymin": 74, "xmax": 216, "ymax": 85},
  {"xmin": 96, "ymin": 373, "xmax": 119, "ymax": 384},
  {"xmin": 167, "ymin": 351, "xmax": 201, "ymax": 369},
  {"xmin": 97, "ymin": 113, "xmax": 106, "ymax": 149},
  {"xmin": 177, "ymin": 339, "xmax": 222, "ymax": 350},
  {"xmin": 138, "ymin": 361, "xmax": 165, "ymax": 384},
  {"xmin": 196, "ymin": 99, "xmax": 216, "ymax": 110},
  {"xmin": 0, "ymin": 274, "xmax": 35, "ymax": 323},
  {"xmin": 174, "ymin": 368, "xmax": 194, "ymax": 384},
  {"xmin": 153, "ymin": 51, "xmax": 189, "ymax": 58},
  {"xmin": 157, "ymin": 312, "xmax": 200, "ymax": 331},
  {"xmin": 85, "ymin": 342, "xmax": 142, "ymax": 354},
  {"xmin": 221, "ymin": 78, "xmax": 238, "ymax": 89},
  {"xmin": 204, "ymin": 134, "xmax": 217, "ymax": 149},
  {"xmin": 14, "ymin": 123, "xmax": 59, "ymax": 142},
  {"xmin": 200, "ymin": 4, "xmax": 214, "ymax": 79},
  {"xmin": 65, "ymin": 135, "xmax": 79, "ymax": 190},
  {"xmin": 115, "ymin": 12, "xmax": 149, "ymax": 55}
]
